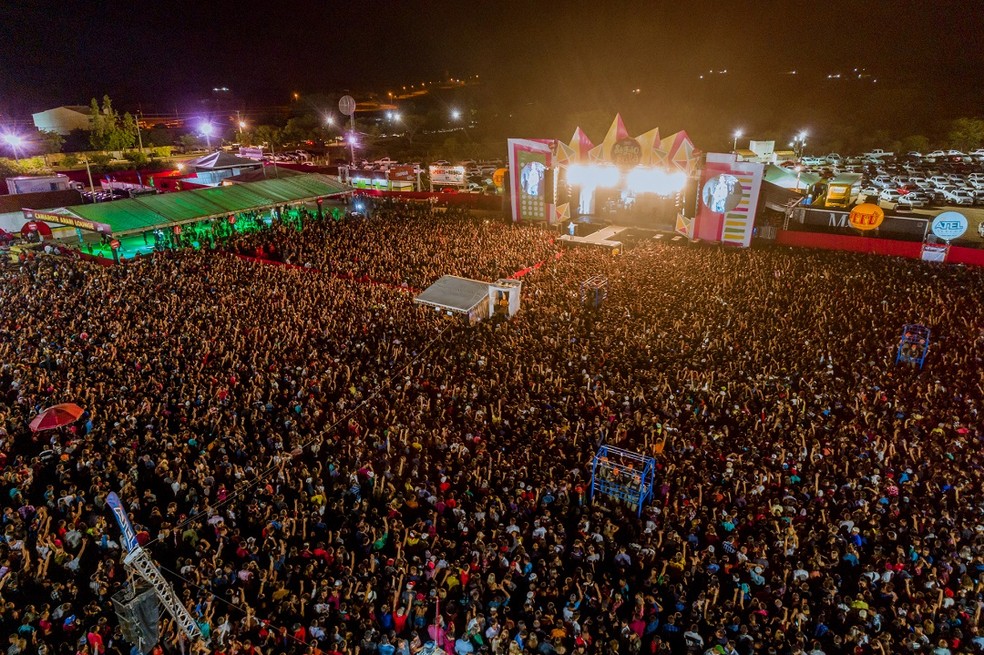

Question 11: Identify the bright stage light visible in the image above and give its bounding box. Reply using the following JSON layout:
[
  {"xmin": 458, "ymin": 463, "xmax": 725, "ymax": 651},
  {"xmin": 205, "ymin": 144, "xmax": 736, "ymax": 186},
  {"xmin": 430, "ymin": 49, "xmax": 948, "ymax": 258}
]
[
  {"xmin": 570, "ymin": 164, "xmax": 619, "ymax": 189},
  {"xmin": 626, "ymin": 168, "xmax": 688, "ymax": 195},
  {"xmin": 3, "ymin": 133, "xmax": 24, "ymax": 148},
  {"xmin": 566, "ymin": 164, "xmax": 592, "ymax": 187}
]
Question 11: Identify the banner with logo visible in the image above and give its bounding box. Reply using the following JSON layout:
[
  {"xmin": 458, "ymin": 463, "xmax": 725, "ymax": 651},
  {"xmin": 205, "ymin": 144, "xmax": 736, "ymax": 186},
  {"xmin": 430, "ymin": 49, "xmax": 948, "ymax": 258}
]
[
  {"xmin": 792, "ymin": 208, "xmax": 928, "ymax": 240},
  {"xmin": 429, "ymin": 166, "xmax": 466, "ymax": 187},
  {"xmin": 692, "ymin": 153, "xmax": 765, "ymax": 247},
  {"xmin": 22, "ymin": 209, "xmax": 112, "ymax": 235},
  {"xmin": 930, "ymin": 211, "xmax": 968, "ymax": 242},
  {"xmin": 387, "ymin": 165, "xmax": 416, "ymax": 182}
]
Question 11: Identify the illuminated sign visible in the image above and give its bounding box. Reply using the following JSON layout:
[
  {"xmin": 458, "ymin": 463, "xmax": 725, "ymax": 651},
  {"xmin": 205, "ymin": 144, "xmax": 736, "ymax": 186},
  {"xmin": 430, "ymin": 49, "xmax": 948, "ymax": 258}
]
[
  {"xmin": 848, "ymin": 203, "xmax": 885, "ymax": 231},
  {"xmin": 22, "ymin": 209, "xmax": 112, "ymax": 234},
  {"xmin": 930, "ymin": 211, "xmax": 968, "ymax": 241},
  {"xmin": 611, "ymin": 137, "xmax": 642, "ymax": 168}
]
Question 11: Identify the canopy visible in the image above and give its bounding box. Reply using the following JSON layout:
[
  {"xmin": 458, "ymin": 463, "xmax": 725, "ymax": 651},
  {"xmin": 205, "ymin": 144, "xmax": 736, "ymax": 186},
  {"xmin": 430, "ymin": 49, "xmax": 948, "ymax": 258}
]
[
  {"xmin": 184, "ymin": 151, "xmax": 263, "ymax": 171},
  {"xmin": 56, "ymin": 174, "xmax": 351, "ymax": 235},
  {"xmin": 415, "ymin": 275, "xmax": 490, "ymax": 313}
]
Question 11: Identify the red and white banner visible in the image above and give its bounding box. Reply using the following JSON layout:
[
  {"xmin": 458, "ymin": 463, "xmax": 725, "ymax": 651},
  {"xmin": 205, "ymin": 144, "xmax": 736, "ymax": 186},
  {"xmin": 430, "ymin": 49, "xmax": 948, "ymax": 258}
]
[{"xmin": 691, "ymin": 153, "xmax": 765, "ymax": 247}]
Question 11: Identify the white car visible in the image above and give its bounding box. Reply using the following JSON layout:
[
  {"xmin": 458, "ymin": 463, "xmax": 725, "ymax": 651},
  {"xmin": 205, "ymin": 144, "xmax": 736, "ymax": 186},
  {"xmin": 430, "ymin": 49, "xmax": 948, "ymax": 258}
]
[
  {"xmin": 879, "ymin": 189, "xmax": 902, "ymax": 203},
  {"xmin": 896, "ymin": 192, "xmax": 927, "ymax": 209},
  {"xmin": 864, "ymin": 149, "xmax": 893, "ymax": 159},
  {"xmin": 945, "ymin": 189, "xmax": 975, "ymax": 205}
]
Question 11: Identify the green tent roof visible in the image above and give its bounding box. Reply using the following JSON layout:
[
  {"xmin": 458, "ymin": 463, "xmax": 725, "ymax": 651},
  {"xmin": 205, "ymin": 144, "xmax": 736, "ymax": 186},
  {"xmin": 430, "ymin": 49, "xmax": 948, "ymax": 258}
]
[
  {"xmin": 69, "ymin": 199, "xmax": 171, "ymax": 234},
  {"xmin": 135, "ymin": 192, "xmax": 228, "ymax": 224},
  {"xmin": 60, "ymin": 174, "xmax": 351, "ymax": 235}
]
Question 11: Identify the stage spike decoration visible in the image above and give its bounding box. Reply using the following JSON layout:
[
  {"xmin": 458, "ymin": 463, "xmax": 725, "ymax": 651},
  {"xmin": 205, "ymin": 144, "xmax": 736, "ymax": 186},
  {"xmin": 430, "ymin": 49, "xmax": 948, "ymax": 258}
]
[
  {"xmin": 579, "ymin": 275, "xmax": 608, "ymax": 309},
  {"xmin": 588, "ymin": 114, "xmax": 630, "ymax": 162},
  {"xmin": 896, "ymin": 324, "xmax": 931, "ymax": 368},
  {"xmin": 634, "ymin": 127, "xmax": 662, "ymax": 166},
  {"xmin": 568, "ymin": 127, "xmax": 594, "ymax": 162},
  {"xmin": 106, "ymin": 492, "xmax": 208, "ymax": 653},
  {"xmin": 553, "ymin": 141, "xmax": 577, "ymax": 167},
  {"xmin": 590, "ymin": 444, "xmax": 656, "ymax": 517},
  {"xmin": 675, "ymin": 213, "xmax": 694, "ymax": 239}
]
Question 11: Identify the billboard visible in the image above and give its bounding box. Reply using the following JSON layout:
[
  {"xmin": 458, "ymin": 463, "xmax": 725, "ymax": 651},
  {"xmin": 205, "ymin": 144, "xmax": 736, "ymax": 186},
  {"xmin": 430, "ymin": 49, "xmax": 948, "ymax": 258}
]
[
  {"xmin": 507, "ymin": 138, "xmax": 555, "ymax": 223},
  {"xmin": 387, "ymin": 166, "xmax": 416, "ymax": 182},
  {"xmin": 690, "ymin": 154, "xmax": 765, "ymax": 247},
  {"xmin": 429, "ymin": 166, "xmax": 466, "ymax": 187}
]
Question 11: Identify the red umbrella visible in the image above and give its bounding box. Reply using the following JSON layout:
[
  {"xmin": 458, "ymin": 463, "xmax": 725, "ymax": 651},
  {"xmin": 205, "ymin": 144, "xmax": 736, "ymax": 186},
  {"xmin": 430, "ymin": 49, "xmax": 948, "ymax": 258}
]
[{"xmin": 29, "ymin": 403, "xmax": 85, "ymax": 432}]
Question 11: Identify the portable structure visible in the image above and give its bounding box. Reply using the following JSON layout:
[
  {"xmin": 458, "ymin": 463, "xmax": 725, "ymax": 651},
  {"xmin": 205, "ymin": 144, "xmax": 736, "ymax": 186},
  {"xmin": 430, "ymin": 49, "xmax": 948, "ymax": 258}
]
[
  {"xmin": 896, "ymin": 324, "xmax": 931, "ymax": 368},
  {"xmin": 590, "ymin": 444, "xmax": 656, "ymax": 517}
]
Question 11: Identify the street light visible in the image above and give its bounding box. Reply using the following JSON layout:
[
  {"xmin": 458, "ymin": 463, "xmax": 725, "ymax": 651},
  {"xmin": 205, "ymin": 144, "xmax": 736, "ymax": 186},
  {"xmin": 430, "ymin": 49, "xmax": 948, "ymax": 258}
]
[
  {"xmin": 3, "ymin": 133, "xmax": 24, "ymax": 162},
  {"xmin": 450, "ymin": 109, "xmax": 461, "ymax": 121},
  {"xmin": 200, "ymin": 122, "xmax": 214, "ymax": 150},
  {"xmin": 732, "ymin": 129, "xmax": 743, "ymax": 152},
  {"xmin": 325, "ymin": 115, "xmax": 335, "ymax": 126},
  {"xmin": 792, "ymin": 131, "xmax": 808, "ymax": 160}
]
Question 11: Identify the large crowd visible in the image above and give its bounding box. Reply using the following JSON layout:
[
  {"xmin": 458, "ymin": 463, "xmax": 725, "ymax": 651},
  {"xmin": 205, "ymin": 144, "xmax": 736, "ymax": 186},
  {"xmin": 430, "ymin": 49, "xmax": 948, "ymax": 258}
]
[{"xmin": 2, "ymin": 199, "xmax": 984, "ymax": 655}]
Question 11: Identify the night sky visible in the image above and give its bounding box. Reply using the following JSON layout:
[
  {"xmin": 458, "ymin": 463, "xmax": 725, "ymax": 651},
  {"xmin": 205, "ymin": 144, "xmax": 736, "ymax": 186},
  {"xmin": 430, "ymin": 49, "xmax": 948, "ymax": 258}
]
[{"xmin": 2, "ymin": 0, "xmax": 982, "ymax": 145}]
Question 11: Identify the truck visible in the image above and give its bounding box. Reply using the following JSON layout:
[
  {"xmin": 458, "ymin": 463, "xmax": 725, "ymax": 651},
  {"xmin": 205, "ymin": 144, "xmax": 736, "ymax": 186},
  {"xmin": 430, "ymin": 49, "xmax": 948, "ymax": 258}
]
[
  {"xmin": 5, "ymin": 174, "xmax": 79, "ymax": 194},
  {"xmin": 863, "ymin": 149, "xmax": 894, "ymax": 160},
  {"xmin": 824, "ymin": 173, "xmax": 863, "ymax": 208}
]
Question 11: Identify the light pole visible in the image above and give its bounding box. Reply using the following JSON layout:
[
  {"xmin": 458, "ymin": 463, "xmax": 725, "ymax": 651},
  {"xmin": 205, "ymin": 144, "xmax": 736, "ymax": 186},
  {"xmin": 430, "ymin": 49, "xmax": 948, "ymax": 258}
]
[
  {"xmin": 3, "ymin": 133, "xmax": 24, "ymax": 163},
  {"xmin": 732, "ymin": 130, "xmax": 742, "ymax": 153},
  {"xmin": 791, "ymin": 131, "xmax": 807, "ymax": 161},
  {"xmin": 200, "ymin": 122, "xmax": 214, "ymax": 150},
  {"xmin": 794, "ymin": 165, "xmax": 803, "ymax": 193}
]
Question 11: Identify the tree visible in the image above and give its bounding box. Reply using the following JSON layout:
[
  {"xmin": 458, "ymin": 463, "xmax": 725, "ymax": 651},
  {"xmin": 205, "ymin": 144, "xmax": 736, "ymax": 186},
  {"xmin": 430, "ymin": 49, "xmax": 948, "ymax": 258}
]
[
  {"xmin": 37, "ymin": 130, "xmax": 64, "ymax": 155},
  {"xmin": 178, "ymin": 134, "xmax": 203, "ymax": 151},
  {"xmin": 401, "ymin": 114, "xmax": 426, "ymax": 145},
  {"xmin": 88, "ymin": 96, "xmax": 137, "ymax": 152},
  {"xmin": 900, "ymin": 135, "xmax": 930, "ymax": 153},
  {"xmin": 284, "ymin": 116, "xmax": 320, "ymax": 145},
  {"xmin": 948, "ymin": 118, "xmax": 984, "ymax": 151},
  {"xmin": 253, "ymin": 125, "xmax": 285, "ymax": 150}
]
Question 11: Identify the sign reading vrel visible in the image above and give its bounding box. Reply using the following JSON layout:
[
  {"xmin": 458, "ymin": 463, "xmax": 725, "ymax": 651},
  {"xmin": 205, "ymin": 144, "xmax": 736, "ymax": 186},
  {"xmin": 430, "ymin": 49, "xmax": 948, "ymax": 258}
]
[
  {"xmin": 22, "ymin": 209, "xmax": 112, "ymax": 235},
  {"xmin": 930, "ymin": 211, "xmax": 968, "ymax": 241},
  {"xmin": 848, "ymin": 203, "xmax": 885, "ymax": 231}
]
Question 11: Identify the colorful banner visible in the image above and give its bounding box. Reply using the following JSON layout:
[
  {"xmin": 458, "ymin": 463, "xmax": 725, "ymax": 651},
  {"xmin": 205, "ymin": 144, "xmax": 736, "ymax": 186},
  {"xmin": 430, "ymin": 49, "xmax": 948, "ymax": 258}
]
[
  {"xmin": 106, "ymin": 492, "xmax": 140, "ymax": 553},
  {"xmin": 387, "ymin": 165, "xmax": 416, "ymax": 182},
  {"xmin": 507, "ymin": 139, "xmax": 555, "ymax": 223},
  {"xmin": 22, "ymin": 209, "xmax": 112, "ymax": 235},
  {"xmin": 693, "ymin": 154, "xmax": 764, "ymax": 247},
  {"xmin": 429, "ymin": 166, "xmax": 466, "ymax": 186}
]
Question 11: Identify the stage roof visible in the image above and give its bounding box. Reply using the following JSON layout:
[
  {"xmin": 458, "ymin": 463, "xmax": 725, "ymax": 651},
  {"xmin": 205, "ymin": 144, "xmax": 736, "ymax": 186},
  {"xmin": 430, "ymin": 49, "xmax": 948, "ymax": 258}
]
[
  {"xmin": 61, "ymin": 174, "xmax": 351, "ymax": 235},
  {"xmin": 415, "ymin": 275, "xmax": 490, "ymax": 313}
]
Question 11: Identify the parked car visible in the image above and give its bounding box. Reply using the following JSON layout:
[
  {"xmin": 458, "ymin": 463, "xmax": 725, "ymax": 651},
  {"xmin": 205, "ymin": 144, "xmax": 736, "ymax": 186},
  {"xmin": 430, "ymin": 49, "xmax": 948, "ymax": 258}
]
[
  {"xmin": 944, "ymin": 189, "xmax": 975, "ymax": 205},
  {"xmin": 864, "ymin": 149, "xmax": 894, "ymax": 159},
  {"xmin": 897, "ymin": 192, "xmax": 928, "ymax": 209},
  {"xmin": 879, "ymin": 189, "xmax": 902, "ymax": 203}
]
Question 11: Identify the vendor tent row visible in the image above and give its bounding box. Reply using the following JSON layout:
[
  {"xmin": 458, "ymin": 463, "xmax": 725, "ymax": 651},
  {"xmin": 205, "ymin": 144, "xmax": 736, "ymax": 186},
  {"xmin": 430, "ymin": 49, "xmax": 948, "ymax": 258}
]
[{"xmin": 23, "ymin": 174, "xmax": 351, "ymax": 236}]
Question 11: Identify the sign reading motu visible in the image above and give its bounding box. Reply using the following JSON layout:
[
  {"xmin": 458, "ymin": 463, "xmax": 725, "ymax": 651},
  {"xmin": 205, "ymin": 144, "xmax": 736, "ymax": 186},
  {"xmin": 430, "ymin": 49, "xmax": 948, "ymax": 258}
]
[
  {"xmin": 930, "ymin": 211, "xmax": 968, "ymax": 241},
  {"xmin": 22, "ymin": 209, "xmax": 112, "ymax": 235},
  {"xmin": 848, "ymin": 203, "xmax": 885, "ymax": 231}
]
